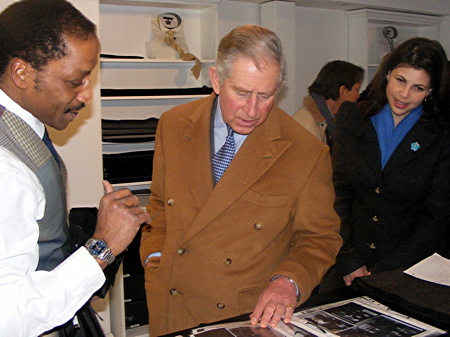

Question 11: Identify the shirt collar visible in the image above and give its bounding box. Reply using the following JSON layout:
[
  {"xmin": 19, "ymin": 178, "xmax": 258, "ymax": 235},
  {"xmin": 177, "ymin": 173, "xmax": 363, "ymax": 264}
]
[
  {"xmin": 214, "ymin": 96, "xmax": 226, "ymax": 127},
  {"xmin": 0, "ymin": 89, "xmax": 45, "ymax": 138}
]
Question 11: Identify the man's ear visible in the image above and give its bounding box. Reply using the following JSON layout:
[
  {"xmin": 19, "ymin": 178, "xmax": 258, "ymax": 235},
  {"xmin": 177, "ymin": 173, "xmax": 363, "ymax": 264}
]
[
  {"xmin": 10, "ymin": 58, "xmax": 33, "ymax": 89},
  {"xmin": 208, "ymin": 66, "xmax": 221, "ymax": 95},
  {"xmin": 338, "ymin": 85, "xmax": 347, "ymax": 99}
]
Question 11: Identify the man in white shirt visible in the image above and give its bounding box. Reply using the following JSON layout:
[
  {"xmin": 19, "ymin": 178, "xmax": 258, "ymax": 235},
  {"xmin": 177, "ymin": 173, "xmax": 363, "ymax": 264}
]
[{"xmin": 0, "ymin": 1, "xmax": 151, "ymax": 336}]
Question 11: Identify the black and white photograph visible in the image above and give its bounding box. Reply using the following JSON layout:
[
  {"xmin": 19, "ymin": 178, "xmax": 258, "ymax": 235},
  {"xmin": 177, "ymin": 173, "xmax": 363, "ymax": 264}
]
[
  {"xmin": 301, "ymin": 311, "xmax": 354, "ymax": 333},
  {"xmin": 337, "ymin": 315, "xmax": 425, "ymax": 337},
  {"xmin": 325, "ymin": 303, "xmax": 380, "ymax": 324}
]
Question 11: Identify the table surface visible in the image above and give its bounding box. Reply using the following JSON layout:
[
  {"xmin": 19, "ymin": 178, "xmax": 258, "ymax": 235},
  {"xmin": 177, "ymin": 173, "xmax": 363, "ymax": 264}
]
[{"xmin": 161, "ymin": 286, "xmax": 449, "ymax": 337}]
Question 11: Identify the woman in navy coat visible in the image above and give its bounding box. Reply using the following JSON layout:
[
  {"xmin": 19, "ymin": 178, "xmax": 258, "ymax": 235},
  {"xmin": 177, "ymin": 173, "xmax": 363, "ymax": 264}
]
[{"xmin": 332, "ymin": 37, "xmax": 450, "ymax": 288}]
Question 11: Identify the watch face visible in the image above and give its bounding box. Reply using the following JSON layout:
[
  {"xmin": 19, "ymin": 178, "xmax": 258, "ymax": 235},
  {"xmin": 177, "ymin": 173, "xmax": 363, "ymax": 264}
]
[
  {"xmin": 159, "ymin": 13, "xmax": 182, "ymax": 30},
  {"xmin": 91, "ymin": 240, "xmax": 107, "ymax": 255}
]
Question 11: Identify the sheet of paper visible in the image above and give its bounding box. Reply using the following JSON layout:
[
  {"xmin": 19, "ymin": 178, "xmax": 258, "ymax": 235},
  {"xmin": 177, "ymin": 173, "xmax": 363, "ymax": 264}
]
[{"xmin": 404, "ymin": 253, "xmax": 450, "ymax": 286}]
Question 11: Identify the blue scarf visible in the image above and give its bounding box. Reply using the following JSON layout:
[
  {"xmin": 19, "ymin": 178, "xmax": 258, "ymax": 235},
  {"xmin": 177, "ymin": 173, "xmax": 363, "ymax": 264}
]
[{"xmin": 371, "ymin": 103, "xmax": 423, "ymax": 169}]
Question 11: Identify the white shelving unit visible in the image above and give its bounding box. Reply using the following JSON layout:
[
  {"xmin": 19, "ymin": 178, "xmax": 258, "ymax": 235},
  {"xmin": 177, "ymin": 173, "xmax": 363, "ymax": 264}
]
[
  {"xmin": 98, "ymin": 1, "xmax": 218, "ymax": 336},
  {"xmin": 347, "ymin": 9, "xmax": 443, "ymax": 88}
]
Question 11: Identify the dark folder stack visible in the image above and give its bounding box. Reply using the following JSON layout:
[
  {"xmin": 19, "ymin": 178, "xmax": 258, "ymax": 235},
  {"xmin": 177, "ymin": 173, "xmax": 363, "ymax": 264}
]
[
  {"xmin": 102, "ymin": 117, "xmax": 159, "ymax": 184},
  {"xmin": 102, "ymin": 117, "xmax": 159, "ymax": 143},
  {"xmin": 353, "ymin": 268, "xmax": 450, "ymax": 330},
  {"xmin": 103, "ymin": 150, "xmax": 154, "ymax": 184},
  {"xmin": 100, "ymin": 85, "xmax": 213, "ymax": 98},
  {"xmin": 122, "ymin": 227, "xmax": 149, "ymax": 329}
]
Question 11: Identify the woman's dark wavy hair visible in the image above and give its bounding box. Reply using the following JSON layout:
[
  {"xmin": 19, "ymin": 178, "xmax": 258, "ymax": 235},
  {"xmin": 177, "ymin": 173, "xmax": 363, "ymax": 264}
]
[
  {"xmin": 0, "ymin": 0, "xmax": 96, "ymax": 77},
  {"xmin": 359, "ymin": 37, "xmax": 449, "ymax": 129}
]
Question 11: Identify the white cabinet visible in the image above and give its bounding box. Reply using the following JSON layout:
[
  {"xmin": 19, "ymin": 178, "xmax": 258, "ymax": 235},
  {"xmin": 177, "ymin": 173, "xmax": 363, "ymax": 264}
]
[
  {"xmin": 99, "ymin": 1, "xmax": 217, "ymax": 190},
  {"xmin": 347, "ymin": 9, "xmax": 443, "ymax": 88},
  {"xmin": 98, "ymin": 1, "xmax": 218, "ymax": 336}
]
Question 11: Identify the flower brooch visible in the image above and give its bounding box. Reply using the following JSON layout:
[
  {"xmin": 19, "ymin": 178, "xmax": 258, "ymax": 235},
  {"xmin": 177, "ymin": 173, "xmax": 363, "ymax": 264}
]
[{"xmin": 410, "ymin": 142, "xmax": 420, "ymax": 151}]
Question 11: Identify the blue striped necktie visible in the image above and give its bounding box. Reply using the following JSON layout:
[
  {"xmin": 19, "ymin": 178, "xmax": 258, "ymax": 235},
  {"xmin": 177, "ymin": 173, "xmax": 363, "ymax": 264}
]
[
  {"xmin": 212, "ymin": 124, "xmax": 235, "ymax": 184},
  {"xmin": 42, "ymin": 128, "xmax": 60, "ymax": 166}
]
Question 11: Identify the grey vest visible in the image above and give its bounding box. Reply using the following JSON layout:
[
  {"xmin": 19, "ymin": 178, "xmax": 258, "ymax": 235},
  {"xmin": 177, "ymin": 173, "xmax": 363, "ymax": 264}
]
[{"xmin": 0, "ymin": 106, "xmax": 70, "ymax": 271}]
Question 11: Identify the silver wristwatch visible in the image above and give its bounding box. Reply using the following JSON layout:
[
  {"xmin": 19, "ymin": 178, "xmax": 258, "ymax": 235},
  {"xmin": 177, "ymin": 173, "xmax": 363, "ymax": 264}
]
[{"xmin": 84, "ymin": 238, "xmax": 115, "ymax": 265}]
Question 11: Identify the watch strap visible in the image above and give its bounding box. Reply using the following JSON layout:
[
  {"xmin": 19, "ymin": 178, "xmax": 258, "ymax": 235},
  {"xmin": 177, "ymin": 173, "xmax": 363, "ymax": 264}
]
[{"xmin": 84, "ymin": 238, "xmax": 116, "ymax": 265}]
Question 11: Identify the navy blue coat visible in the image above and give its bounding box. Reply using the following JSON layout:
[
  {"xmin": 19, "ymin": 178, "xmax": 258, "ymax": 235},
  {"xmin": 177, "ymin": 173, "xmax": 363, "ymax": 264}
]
[{"xmin": 333, "ymin": 101, "xmax": 450, "ymax": 276}]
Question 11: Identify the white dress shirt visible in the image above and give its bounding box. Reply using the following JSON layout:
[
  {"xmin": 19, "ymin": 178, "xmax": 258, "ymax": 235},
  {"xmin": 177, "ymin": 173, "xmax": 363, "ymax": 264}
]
[{"xmin": 0, "ymin": 90, "xmax": 105, "ymax": 337}]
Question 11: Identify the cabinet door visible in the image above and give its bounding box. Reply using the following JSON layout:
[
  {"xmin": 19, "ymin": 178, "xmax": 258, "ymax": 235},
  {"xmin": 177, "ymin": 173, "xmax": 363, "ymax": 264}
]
[{"xmin": 347, "ymin": 9, "xmax": 442, "ymax": 88}]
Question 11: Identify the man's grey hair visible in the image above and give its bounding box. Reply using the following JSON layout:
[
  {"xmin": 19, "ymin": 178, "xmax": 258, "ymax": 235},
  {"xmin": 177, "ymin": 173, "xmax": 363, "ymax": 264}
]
[{"xmin": 215, "ymin": 24, "xmax": 286, "ymax": 90}]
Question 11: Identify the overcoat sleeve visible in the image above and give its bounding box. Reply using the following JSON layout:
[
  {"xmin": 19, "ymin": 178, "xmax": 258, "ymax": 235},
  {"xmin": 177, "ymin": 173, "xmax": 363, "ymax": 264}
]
[
  {"xmin": 140, "ymin": 112, "xmax": 167, "ymax": 266},
  {"xmin": 332, "ymin": 102, "xmax": 366, "ymax": 276},
  {"xmin": 276, "ymin": 143, "xmax": 342, "ymax": 302}
]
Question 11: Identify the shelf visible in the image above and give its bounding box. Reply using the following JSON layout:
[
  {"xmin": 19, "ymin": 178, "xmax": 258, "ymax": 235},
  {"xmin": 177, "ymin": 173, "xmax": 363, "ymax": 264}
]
[
  {"xmin": 125, "ymin": 324, "xmax": 149, "ymax": 337},
  {"xmin": 347, "ymin": 9, "xmax": 442, "ymax": 88},
  {"xmin": 346, "ymin": 9, "xmax": 443, "ymax": 27},
  {"xmin": 99, "ymin": 2, "xmax": 217, "ymax": 61},
  {"xmin": 101, "ymin": 94, "xmax": 210, "ymax": 101},
  {"xmin": 113, "ymin": 181, "xmax": 151, "ymax": 186},
  {"xmin": 101, "ymin": 58, "xmax": 215, "ymax": 64},
  {"xmin": 100, "ymin": 0, "xmax": 218, "ymax": 10}
]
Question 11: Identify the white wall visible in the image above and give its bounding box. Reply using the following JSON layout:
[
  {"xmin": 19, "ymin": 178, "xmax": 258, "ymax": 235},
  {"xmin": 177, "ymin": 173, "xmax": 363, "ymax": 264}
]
[
  {"xmin": 295, "ymin": 7, "xmax": 349, "ymax": 112},
  {"xmin": 262, "ymin": 1, "xmax": 297, "ymax": 114},
  {"xmin": 439, "ymin": 15, "xmax": 450, "ymax": 56},
  {"xmin": 217, "ymin": 1, "xmax": 261, "ymax": 39}
]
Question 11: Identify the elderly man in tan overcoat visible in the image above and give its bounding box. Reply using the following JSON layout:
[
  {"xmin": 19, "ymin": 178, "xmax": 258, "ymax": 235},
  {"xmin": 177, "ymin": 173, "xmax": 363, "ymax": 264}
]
[{"xmin": 140, "ymin": 24, "xmax": 342, "ymax": 337}]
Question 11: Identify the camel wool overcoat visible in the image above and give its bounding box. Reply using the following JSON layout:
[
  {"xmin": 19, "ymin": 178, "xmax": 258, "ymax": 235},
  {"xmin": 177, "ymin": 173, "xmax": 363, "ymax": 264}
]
[{"xmin": 140, "ymin": 93, "xmax": 342, "ymax": 336}]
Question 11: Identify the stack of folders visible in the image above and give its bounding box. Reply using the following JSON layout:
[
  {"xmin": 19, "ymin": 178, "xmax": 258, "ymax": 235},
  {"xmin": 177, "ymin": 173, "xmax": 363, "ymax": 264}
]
[
  {"xmin": 100, "ymin": 85, "xmax": 213, "ymax": 98},
  {"xmin": 102, "ymin": 117, "xmax": 158, "ymax": 184}
]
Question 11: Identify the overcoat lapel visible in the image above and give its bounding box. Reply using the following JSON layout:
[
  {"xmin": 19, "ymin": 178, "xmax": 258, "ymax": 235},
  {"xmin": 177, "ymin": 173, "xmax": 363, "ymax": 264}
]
[
  {"xmin": 344, "ymin": 108, "xmax": 382, "ymax": 183},
  {"xmin": 180, "ymin": 102, "xmax": 292, "ymax": 244},
  {"xmin": 358, "ymin": 122, "xmax": 382, "ymax": 180},
  {"xmin": 344, "ymin": 107, "xmax": 438, "ymax": 176},
  {"xmin": 383, "ymin": 119, "xmax": 437, "ymax": 174},
  {"xmin": 178, "ymin": 95, "xmax": 215, "ymax": 212}
]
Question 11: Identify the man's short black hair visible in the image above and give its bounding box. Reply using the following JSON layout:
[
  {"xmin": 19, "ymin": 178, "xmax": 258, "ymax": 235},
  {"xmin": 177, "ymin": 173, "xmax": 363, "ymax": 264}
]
[
  {"xmin": 308, "ymin": 60, "xmax": 364, "ymax": 101},
  {"xmin": 0, "ymin": 0, "xmax": 97, "ymax": 76}
]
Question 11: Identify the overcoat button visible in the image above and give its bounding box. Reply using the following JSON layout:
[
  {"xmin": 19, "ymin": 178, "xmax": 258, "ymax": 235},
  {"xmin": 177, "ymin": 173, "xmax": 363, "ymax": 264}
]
[
  {"xmin": 253, "ymin": 223, "xmax": 262, "ymax": 230},
  {"xmin": 372, "ymin": 215, "xmax": 379, "ymax": 222},
  {"xmin": 177, "ymin": 247, "xmax": 186, "ymax": 255},
  {"xmin": 368, "ymin": 242, "xmax": 377, "ymax": 249},
  {"xmin": 375, "ymin": 187, "xmax": 381, "ymax": 194},
  {"xmin": 224, "ymin": 258, "xmax": 232, "ymax": 266},
  {"xmin": 217, "ymin": 302, "xmax": 225, "ymax": 309},
  {"xmin": 167, "ymin": 198, "xmax": 175, "ymax": 206}
]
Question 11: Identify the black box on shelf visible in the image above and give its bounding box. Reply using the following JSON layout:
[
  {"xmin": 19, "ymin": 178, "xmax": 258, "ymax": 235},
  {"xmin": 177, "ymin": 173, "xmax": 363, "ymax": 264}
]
[
  {"xmin": 102, "ymin": 117, "xmax": 159, "ymax": 143},
  {"xmin": 103, "ymin": 150, "xmax": 154, "ymax": 184},
  {"xmin": 125, "ymin": 299, "xmax": 149, "ymax": 330},
  {"xmin": 122, "ymin": 226, "xmax": 149, "ymax": 330}
]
